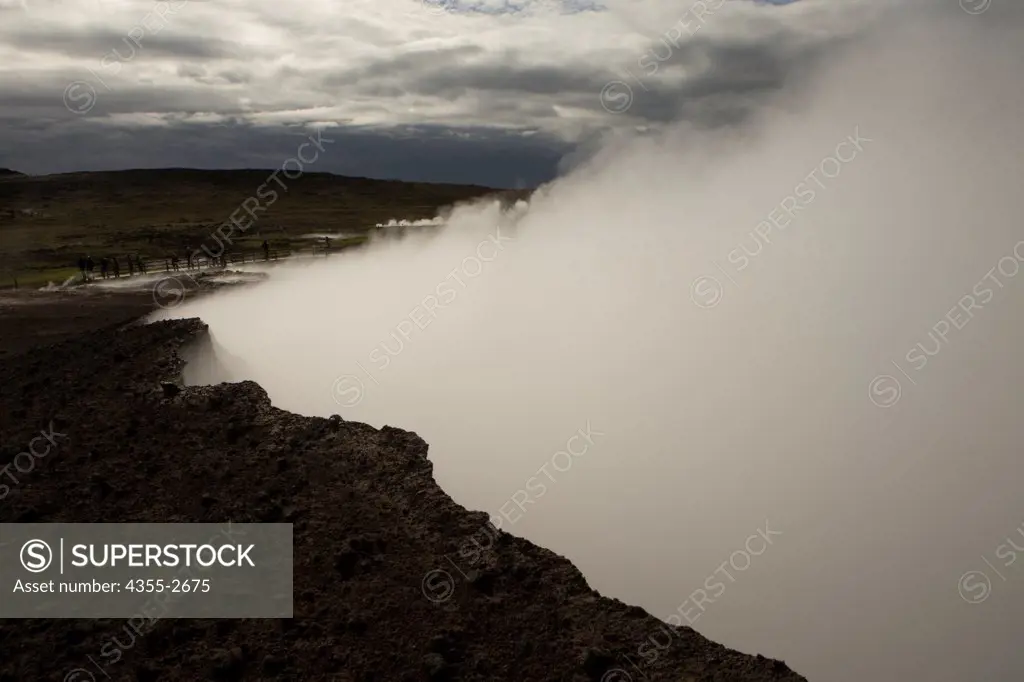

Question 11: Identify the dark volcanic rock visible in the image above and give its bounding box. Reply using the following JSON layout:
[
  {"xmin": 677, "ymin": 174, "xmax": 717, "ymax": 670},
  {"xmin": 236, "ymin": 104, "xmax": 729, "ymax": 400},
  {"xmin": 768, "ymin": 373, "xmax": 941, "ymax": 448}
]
[{"xmin": 0, "ymin": 317, "xmax": 806, "ymax": 682}]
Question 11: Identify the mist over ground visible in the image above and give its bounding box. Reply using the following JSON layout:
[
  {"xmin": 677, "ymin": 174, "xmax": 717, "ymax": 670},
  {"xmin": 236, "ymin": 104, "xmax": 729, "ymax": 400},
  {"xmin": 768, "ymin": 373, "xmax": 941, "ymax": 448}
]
[{"xmin": 153, "ymin": 4, "xmax": 1024, "ymax": 681}]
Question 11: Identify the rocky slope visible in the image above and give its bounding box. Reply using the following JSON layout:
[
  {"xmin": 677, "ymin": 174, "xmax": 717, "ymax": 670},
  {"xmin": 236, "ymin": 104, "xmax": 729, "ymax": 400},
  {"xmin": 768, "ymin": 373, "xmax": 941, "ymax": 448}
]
[{"xmin": 0, "ymin": 315, "xmax": 806, "ymax": 682}]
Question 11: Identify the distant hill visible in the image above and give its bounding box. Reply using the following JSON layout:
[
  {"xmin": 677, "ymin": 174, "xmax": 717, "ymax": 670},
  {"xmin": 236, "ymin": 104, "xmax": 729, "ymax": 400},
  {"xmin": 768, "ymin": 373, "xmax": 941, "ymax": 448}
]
[
  {"xmin": 0, "ymin": 168, "xmax": 534, "ymax": 282},
  {"xmin": 0, "ymin": 169, "xmax": 26, "ymax": 178}
]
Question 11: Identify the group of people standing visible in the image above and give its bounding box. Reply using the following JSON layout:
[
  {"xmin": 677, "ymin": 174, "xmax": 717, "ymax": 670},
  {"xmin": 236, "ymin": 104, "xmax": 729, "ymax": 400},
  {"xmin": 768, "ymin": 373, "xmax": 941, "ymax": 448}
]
[
  {"xmin": 77, "ymin": 255, "xmax": 147, "ymax": 282},
  {"xmin": 76, "ymin": 238, "xmax": 291, "ymax": 284},
  {"xmin": 77, "ymin": 249, "xmax": 229, "ymax": 283},
  {"xmin": 171, "ymin": 251, "xmax": 227, "ymax": 271}
]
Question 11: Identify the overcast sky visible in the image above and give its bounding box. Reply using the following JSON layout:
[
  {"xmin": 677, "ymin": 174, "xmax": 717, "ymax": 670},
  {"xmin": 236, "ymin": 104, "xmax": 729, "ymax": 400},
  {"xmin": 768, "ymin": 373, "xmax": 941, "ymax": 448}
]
[{"xmin": 0, "ymin": 0, "xmax": 917, "ymax": 186}]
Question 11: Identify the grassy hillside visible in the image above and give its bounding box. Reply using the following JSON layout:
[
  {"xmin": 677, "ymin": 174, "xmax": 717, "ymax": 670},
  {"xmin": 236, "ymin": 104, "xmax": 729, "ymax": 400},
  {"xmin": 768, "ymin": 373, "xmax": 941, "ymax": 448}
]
[{"xmin": 0, "ymin": 169, "xmax": 533, "ymax": 287}]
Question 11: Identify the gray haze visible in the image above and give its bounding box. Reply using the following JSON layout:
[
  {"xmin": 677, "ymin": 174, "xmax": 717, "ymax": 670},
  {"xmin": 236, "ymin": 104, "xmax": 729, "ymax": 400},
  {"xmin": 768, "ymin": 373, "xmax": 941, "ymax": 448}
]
[{"xmin": 153, "ymin": 4, "xmax": 1024, "ymax": 681}]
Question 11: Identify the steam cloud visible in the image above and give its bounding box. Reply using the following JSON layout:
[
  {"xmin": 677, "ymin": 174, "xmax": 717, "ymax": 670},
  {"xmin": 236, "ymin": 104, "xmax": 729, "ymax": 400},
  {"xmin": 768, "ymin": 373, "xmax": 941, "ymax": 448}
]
[{"xmin": 152, "ymin": 4, "xmax": 1024, "ymax": 680}]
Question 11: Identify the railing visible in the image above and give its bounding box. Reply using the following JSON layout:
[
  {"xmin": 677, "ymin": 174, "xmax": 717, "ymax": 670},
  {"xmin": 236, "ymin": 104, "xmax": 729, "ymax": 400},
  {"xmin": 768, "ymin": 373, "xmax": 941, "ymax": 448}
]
[
  {"xmin": 4, "ymin": 240, "xmax": 366, "ymax": 289},
  {"xmin": 152, "ymin": 248, "xmax": 292, "ymax": 273},
  {"xmin": 77, "ymin": 243, "xmax": 354, "ymax": 281}
]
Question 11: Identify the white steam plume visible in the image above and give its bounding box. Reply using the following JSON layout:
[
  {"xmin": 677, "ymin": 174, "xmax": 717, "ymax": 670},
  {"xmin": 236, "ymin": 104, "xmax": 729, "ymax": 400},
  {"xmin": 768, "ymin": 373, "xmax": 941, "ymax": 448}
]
[{"xmin": 153, "ymin": 5, "xmax": 1024, "ymax": 681}]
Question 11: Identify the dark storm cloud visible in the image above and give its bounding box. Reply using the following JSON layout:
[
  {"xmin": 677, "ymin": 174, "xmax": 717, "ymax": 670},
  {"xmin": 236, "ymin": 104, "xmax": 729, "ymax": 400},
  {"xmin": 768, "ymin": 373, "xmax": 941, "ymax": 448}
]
[
  {"xmin": 0, "ymin": 26, "xmax": 238, "ymax": 60},
  {"xmin": 337, "ymin": 38, "xmax": 793, "ymax": 101},
  {"xmin": 330, "ymin": 28, "xmax": 842, "ymax": 129},
  {"xmin": 174, "ymin": 65, "xmax": 253, "ymax": 86},
  {"xmin": 320, "ymin": 45, "xmax": 487, "ymax": 88},
  {"xmin": 0, "ymin": 73, "xmax": 247, "ymax": 119},
  {"xmin": 608, "ymin": 33, "xmax": 846, "ymax": 123},
  {"xmin": 412, "ymin": 61, "xmax": 604, "ymax": 97}
]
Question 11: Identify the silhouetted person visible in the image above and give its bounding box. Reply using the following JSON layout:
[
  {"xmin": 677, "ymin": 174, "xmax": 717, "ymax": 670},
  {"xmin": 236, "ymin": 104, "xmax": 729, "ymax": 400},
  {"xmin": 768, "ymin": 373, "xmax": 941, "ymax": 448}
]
[
  {"xmin": 137, "ymin": 255, "xmax": 146, "ymax": 275},
  {"xmin": 111, "ymin": 256, "xmax": 120, "ymax": 278},
  {"xmin": 187, "ymin": 250, "xmax": 193, "ymax": 270},
  {"xmin": 171, "ymin": 255, "xmax": 180, "ymax": 271},
  {"xmin": 78, "ymin": 257, "xmax": 87, "ymax": 281},
  {"xmin": 324, "ymin": 236, "xmax": 330, "ymax": 253},
  {"xmin": 100, "ymin": 257, "xmax": 109, "ymax": 279},
  {"xmin": 262, "ymin": 240, "xmax": 269, "ymax": 261},
  {"xmin": 127, "ymin": 256, "xmax": 134, "ymax": 277},
  {"xmin": 165, "ymin": 258, "xmax": 170, "ymax": 272},
  {"xmin": 86, "ymin": 256, "xmax": 95, "ymax": 279}
]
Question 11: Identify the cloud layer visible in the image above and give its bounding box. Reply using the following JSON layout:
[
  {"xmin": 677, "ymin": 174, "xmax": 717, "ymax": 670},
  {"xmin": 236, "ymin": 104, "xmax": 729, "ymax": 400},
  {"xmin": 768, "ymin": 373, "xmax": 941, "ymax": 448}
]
[{"xmin": 3, "ymin": 0, "xmax": 898, "ymax": 185}]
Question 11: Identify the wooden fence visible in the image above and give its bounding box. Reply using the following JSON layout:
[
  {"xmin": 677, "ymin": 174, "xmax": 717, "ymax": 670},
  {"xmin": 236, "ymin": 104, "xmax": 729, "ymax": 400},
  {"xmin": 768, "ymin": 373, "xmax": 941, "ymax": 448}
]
[
  {"xmin": 3, "ymin": 238, "xmax": 371, "ymax": 290},
  {"xmin": 3, "ymin": 244, "xmax": 353, "ymax": 289}
]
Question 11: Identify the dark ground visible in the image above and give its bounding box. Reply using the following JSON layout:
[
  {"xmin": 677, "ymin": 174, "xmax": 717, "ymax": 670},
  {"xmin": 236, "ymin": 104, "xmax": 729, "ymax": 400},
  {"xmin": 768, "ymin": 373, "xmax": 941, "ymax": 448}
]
[
  {"xmin": 0, "ymin": 289, "xmax": 155, "ymax": 361},
  {"xmin": 0, "ymin": 272, "xmax": 237, "ymax": 361},
  {"xmin": 0, "ymin": 290, "xmax": 808, "ymax": 682}
]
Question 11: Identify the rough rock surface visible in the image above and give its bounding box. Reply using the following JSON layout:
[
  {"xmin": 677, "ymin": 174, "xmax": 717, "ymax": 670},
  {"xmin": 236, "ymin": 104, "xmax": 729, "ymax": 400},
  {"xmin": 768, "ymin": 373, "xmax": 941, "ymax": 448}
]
[{"xmin": 0, "ymin": 316, "xmax": 807, "ymax": 682}]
